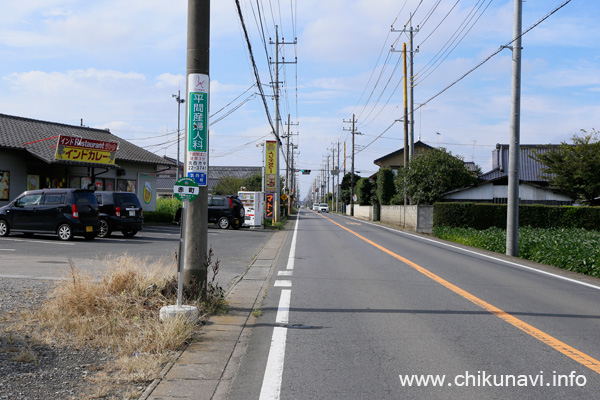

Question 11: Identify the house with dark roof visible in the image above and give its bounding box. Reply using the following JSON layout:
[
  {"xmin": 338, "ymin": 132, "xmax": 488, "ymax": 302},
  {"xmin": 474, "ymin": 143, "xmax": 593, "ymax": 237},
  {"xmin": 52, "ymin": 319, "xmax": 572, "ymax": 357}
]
[
  {"xmin": 373, "ymin": 140, "xmax": 435, "ymax": 170},
  {"xmin": 442, "ymin": 144, "xmax": 574, "ymax": 205},
  {"xmin": 0, "ymin": 113, "xmax": 174, "ymax": 210},
  {"xmin": 155, "ymin": 156, "xmax": 261, "ymax": 197}
]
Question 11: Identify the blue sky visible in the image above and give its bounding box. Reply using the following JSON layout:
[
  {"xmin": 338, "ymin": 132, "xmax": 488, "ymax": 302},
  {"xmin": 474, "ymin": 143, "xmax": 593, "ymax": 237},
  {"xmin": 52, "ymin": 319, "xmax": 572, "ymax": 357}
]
[{"xmin": 1, "ymin": 1, "xmax": 598, "ymax": 199}]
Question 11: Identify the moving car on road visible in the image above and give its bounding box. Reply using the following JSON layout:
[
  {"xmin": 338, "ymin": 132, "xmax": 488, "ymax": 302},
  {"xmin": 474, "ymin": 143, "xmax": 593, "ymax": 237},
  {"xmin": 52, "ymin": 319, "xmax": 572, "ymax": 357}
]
[
  {"xmin": 317, "ymin": 203, "xmax": 329, "ymax": 213},
  {"xmin": 0, "ymin": 188, "xmax": 99, "ymax": 240}
]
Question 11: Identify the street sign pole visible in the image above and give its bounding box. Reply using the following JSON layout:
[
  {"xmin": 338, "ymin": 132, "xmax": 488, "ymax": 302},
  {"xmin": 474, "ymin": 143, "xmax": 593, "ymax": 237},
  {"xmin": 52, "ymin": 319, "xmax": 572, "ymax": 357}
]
[
  {"xmin": 160, "ymin": 175, "xmax": 200, "ymax": 322},
  {"xmin": 177, "ymin": 200, "xmax": 186, "ymax": 306}
]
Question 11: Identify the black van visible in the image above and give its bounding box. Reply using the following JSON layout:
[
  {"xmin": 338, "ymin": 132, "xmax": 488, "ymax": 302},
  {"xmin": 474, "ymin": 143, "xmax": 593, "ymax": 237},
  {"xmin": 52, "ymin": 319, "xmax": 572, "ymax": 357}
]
[
  {"xmin": 94, "ymin": 191, "xmax": 143, "ymax": 238},
  {"xmin": 0, "ymin": 188, "xmax": 99, "ymax": 240}
]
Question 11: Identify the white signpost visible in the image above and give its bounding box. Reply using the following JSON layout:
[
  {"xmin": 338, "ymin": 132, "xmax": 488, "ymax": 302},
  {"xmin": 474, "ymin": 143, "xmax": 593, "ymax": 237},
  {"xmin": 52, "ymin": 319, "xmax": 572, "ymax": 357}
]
[{"xmin": 159, "ymin": 177, "xmax": 200, "ymax": 322}]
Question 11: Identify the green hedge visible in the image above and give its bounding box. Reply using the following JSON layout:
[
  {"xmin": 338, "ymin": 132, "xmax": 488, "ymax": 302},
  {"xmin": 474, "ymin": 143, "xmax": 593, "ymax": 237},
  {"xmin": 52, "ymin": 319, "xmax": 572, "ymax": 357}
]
[
  {"xmin": 143, "ymin": 211, "xmax": 174, "ymax": 223},
  {"xmin": 434, "ymin": 202, "xmax": 600, "ymax": 231}
]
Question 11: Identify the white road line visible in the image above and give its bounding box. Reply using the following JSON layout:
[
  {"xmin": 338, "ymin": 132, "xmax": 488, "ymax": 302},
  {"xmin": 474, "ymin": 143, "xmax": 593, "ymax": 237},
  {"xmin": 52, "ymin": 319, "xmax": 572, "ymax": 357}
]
[
  {"xmin": 259, "ymin": 327, "xmax": 288, "ymax": 400},
  {"xmin": 277, "ymin": 271, "xmax": 293, "ymax": 276},
  {"xmin": 259, "ymin": 214, "xmax": 300, "ymax": 400},
  {"xmin": 0, "ymin": 249, "xmax": 16, "ymax": 251},
  {"xmin": 274, "ymin": 280, "xmax": 292, "ymax": 287},
  {"xmin": 275, "ymin": 289, "xmax": 291, "ymax": 324},
  {"xmin": 358, "ymin": 218, "xmax": 600, "ymax": 291},
  {"xmin": 286, "ymin": 216, "xmax": 299, "ymax": 270}
]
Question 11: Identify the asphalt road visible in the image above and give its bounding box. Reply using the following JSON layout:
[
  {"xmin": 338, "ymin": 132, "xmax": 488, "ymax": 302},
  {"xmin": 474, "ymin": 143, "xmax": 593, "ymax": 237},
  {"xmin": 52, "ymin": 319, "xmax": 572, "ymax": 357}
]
[
  {"xmin": 0, "ymin": 224, "xmax": 273, "ymax": 291},
  {"xmin": 229, "ymin": 209, "xmax": 600, "ymax": 399}
]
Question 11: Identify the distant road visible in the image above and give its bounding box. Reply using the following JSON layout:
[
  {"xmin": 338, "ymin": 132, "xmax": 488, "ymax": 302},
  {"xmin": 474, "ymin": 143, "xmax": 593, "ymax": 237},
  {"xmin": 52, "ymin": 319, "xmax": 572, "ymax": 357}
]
[{"xmin": 229, "ymin": 209, "xmax": 600, "ymax": 399}]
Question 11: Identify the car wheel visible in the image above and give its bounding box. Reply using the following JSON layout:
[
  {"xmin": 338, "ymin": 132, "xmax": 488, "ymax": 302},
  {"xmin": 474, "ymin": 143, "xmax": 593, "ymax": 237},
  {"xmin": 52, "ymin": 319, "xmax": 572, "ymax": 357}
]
[
  {"xmin": 238, "ymin": 207, "xmax": 245, "ymax": 218},
  {"xmin": 122, "ymin": 230, "xmax": 138, "ymax": 238},
  {"xmin": 0, "ymin": 220, "xmax": 9, "ymax": 237},
  {"xmin": 218, "ymin": 216, "xmax": 230, "ymax": 229},
  {"xmin": 57, "ymin": 224, "xmax": 73, "ymax": 241},
  {"xmin": 231, "ymin": 220, "xmax": 242, "ymax": 230},
  {"xmin": 97, "ymin": 219, "xmax": 111, "ymax": 238}
]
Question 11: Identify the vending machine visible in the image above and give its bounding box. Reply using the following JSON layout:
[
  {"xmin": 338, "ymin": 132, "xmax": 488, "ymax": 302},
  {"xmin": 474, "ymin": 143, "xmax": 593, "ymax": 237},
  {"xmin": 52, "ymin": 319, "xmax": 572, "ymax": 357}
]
[{"xmin": 237, "ymin": 191, "xmax": 264, "ymax": 228}]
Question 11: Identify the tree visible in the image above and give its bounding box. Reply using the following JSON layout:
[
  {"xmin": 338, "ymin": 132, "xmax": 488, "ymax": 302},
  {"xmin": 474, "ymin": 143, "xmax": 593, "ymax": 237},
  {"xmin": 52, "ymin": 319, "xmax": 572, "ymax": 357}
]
[
  {"xmin": 534, "ymin": 129, "xmax": 600, "ymax": 204},
  {"xmin": 340, "ymin": 172, "xmax": 361, "ymax": 204},
  {"xmin": 376, "ymin": 167, "xmax": 396, "ymax": 205},
  {"xmin": 242, "ymin": 173, "xmax": 262, "ymax": 192},
  {"xmin": 396, "ymin": 147, "xmax": 478, "ymax": 205},
  {"xmin": 356, "ymin": 178, "xmax": 374, "ymax": 205},
  {"xmin": 212, "ymin": 176, "xmax": 245, "ymax": 195}
]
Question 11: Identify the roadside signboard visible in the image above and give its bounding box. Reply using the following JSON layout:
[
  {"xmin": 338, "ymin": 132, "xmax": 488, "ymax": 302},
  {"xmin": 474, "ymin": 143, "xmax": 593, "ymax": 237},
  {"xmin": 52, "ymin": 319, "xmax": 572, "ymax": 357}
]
[
  {"xmin": 186, "ymin": 73, "xmax": 209, "ymax": 186},
  {"xmin": 55, "ymin": 135, "xmax": 118, "ymax": 165},
  {"xmin": 174, "ymin": 177, "xmax": 199, "ymax": 202},
  {"xmin": 265, "ymin": 140, "xmax": 277, "ymax": 192},
  {"xmin": 265, "ymin": 193, "xmax": 274, "ymax": 219}
]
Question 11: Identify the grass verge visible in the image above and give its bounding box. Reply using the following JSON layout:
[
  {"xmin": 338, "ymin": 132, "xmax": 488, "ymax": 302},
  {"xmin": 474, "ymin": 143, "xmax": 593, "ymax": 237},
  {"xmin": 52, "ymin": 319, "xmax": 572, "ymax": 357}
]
[
  {"xmin": 433, "ymin": 226, "xmax": 600, "ymax": 277},
  {"xmin": 6, "ymin": 252, "xmax": 228, "ymax": 399}
]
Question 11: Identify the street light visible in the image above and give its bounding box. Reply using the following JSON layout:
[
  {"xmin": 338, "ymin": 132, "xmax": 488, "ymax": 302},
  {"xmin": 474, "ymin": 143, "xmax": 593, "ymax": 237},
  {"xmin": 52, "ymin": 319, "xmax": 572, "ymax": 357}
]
[{"xmin": 173, "ymin": 91, "xmax": 185, "ymax": 180}]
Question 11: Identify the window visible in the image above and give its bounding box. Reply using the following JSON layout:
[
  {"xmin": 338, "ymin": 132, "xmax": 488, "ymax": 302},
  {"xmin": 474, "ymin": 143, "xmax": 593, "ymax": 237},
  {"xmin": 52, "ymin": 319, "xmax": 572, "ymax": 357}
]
[
  {"xmin": 211, "ymin": 197, "xmax": 225, "ymax": 206},
  {"xmin": 17, "ymin": 194, "xmax": 42, "ymax": 206},
  {"xmin": 43, "ymin": 193, "xmax": 66, "ymax": 205}
]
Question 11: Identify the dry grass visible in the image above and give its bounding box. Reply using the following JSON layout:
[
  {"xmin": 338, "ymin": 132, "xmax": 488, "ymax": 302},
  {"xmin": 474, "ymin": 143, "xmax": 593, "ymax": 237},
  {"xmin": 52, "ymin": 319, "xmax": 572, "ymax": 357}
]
[{"xmin": 9, "ymin": 253, "xmax": 228, "ymax": 398}]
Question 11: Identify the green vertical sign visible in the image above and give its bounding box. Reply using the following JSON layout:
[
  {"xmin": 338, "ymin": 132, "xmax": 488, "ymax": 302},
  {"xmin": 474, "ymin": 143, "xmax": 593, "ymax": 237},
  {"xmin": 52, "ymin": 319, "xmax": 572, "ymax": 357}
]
[
  {"xmin": 188, "ymin": 92, "xmax": 207, "ymax": 151},
  {"xmin": 186, "ymin": 73, "xmax": 209, "ymax": 186}
]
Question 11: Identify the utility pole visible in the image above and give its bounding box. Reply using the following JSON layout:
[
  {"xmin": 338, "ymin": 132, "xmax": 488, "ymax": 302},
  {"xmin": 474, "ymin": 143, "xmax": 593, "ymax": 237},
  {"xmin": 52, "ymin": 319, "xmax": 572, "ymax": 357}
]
[
  {"xmin": 270, "ymin": 25, "xmax": 296, "ymax": 222},
  {"xmin": 403, "ymin": 43, "xmax": 409, "ymax": 209},
  {"xmin": 343, "ymin": 114, "xmax": 360, "ymax": 216},
  {"xmin": 392, "ymin": 17, "xmax": 418, "ymax": 160},
  {"xmin": 506, "ymin": 0, "xmax": 522, "ymax": 257},
  {"xmin": 336, "ymin": 141, "xmax": 340, "ymax": 213},
  {"xmin": 284, "ymin": 115, "xmax": 299, "ymax": 215},
  {"xmin": 172, "ymin": 90, "xmax": 185, "ymax": 180},
  {"xmin": 183, "ymin": 0, "xmax": 209, "ymax": 290}
]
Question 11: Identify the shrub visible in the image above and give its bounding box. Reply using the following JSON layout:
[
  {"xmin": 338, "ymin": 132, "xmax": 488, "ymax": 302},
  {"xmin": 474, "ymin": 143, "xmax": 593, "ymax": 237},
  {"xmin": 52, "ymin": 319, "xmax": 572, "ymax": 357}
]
[
  {"xmin": 143, "ymin": 211, "xmax": 173, "ymax": 223},
  {"xmin": 434, "ymin": 202, "xmax": 600, "ymax": 231},
  {"xmin": 433, "ymin": 226, "xmax": 600, "ymax": 277}
]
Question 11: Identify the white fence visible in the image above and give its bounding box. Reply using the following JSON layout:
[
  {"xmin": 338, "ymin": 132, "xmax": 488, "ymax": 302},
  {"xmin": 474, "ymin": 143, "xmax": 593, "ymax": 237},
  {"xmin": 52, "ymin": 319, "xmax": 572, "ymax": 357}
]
[{"xmin": 346, "ymin": 204, "xmax": 433, "ymax": 234}]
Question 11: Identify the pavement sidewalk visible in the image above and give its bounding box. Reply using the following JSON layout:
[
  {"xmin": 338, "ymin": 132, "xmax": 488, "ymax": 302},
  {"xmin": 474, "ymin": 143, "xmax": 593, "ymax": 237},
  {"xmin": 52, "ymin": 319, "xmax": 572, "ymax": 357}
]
[{"xmin": 140, "ymin": 224, "xmax": 290, "ymax": 400}]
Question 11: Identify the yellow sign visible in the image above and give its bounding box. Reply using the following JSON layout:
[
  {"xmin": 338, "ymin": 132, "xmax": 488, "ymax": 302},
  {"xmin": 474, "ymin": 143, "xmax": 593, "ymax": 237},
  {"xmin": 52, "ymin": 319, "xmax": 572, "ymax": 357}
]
[
  {"xmin": 281, "ymin": 194, "xmax": 288, "ymax": 202},
  {"xmin": 265, "ymin": 140, "xmax": 277, "ymax": 192},
  {"xmin": 55, "ymin": 135, "xmax": 118, "ymax": 165},
  {"xmin": 265, "ymin": 141, "xmax": 277, "ymax": 175}
]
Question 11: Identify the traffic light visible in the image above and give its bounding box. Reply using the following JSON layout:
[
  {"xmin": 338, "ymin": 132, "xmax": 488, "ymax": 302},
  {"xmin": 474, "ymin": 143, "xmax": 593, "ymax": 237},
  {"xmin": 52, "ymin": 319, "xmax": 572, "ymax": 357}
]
[{"xmin": 301, "ymin": 169, "xmax": 311, "ymax": 175}]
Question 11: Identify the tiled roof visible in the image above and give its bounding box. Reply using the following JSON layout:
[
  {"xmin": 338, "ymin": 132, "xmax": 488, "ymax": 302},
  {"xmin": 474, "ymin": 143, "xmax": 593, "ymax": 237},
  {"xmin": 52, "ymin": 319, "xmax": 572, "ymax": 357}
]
[
  {"xmin": 0, "ymin": 113, "xmax": 174, "ymax": 167},
  {"xmin": 373, "ymin": 140, "xmax": 434, "ymax": 165},
  {"xmin": 157, "ymin": 166, "xmax": 262, "ymax": 192},
  {"xmin": 480, "ymin": 144, "xmax": 560, "ymax": 182}
]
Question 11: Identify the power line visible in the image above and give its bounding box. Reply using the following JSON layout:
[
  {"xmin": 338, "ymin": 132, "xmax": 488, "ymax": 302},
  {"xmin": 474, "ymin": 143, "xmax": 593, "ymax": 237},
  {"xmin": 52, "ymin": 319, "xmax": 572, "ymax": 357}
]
[{"xmin": 234, "ymin": 0, "xmax": 278, "ymax": 142}]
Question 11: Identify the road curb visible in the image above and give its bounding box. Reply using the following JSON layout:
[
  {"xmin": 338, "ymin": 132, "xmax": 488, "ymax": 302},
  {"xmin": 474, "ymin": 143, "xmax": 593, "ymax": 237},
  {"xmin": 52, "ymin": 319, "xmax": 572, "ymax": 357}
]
[{"xmin": 139, "ymin": 220, "xmax": 292, "ymax": 400}]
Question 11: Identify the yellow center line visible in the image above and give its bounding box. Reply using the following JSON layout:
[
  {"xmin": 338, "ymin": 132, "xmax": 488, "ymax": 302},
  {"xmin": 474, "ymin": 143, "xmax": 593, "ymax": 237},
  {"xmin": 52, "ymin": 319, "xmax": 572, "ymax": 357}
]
[{"xmin": 319, "ymin": 213, "xmax": 600, "ymax": 375}]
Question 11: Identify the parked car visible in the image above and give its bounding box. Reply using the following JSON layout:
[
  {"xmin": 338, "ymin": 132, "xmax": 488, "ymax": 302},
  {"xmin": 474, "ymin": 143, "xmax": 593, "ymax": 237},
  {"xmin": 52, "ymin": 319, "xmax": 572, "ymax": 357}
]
[
  {"xmin": 94, "ymin": 191, "xmax": 143, "ymax": 238},
  {"xmin": 317, "ymin": 203, "xmax": 329, "ymax": 213},
  {"xmin": 209, "ymin": 195, "xmax": 245, "ymax": 229},
  {"xmin": 0, "ymin": 188, "xmax": 99, "ymax": 241},
  {"xmin": 312, "ymin": 203, "xmax": 319, "ymax": 211},
  {"xmin": 174, "ymin": 195, "xmax": 245, "ymax": 229}
]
